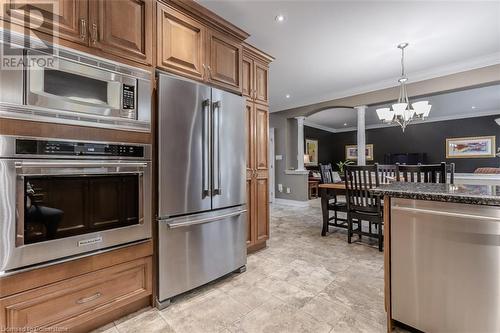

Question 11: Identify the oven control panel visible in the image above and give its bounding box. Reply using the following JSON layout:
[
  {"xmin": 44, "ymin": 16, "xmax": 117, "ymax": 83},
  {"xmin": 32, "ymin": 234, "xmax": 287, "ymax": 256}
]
[{"xmin": 16, "ymin": 139, "xmax": 144, "ymax": 158}]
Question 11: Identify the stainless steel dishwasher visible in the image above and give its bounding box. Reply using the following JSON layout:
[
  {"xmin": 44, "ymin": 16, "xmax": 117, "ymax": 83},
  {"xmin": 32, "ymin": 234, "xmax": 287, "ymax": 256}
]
[{"xmin": 391, "ymin": 198, "xmax": 500, "ymax": 333}]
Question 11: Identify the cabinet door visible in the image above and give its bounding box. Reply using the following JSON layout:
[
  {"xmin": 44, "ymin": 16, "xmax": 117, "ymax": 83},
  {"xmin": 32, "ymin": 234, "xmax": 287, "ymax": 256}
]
[
  {"xmin": 255, "ymin": 104, "xmax": 269, "ymax": 170},
  {"xmin": 2, "ymin": 0, "xmax": 88, "ymax": 44},
  {"xmin": 255, "ymin": 176, "xmax": 269, "ymax": 242},
  {"xmin": 0, "ymin": 257, "xmax": 151, "ymax": 330},
  {"xmin": 242, "ymin": 56, "xmax": 253, "ymax": 98},
  {"xmin": 207, "ymin": 30, "xmax": 242, "ymax": 93},
  {"xmin": 156, "ymin": 3, "xmax": 205, "ymax": 80},
  {"xmin": 91, "ymin": 0, "xmax": 152, "ymax": 65},
  {"xmin": 254, "ymin": 60, "xmax": 269, "ymax": 104}
]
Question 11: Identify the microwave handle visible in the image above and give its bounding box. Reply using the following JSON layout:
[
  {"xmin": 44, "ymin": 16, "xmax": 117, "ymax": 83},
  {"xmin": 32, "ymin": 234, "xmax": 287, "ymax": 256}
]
[{"xmin": 15, "ymin": 161, "xmax": 148, "ymax": 169}]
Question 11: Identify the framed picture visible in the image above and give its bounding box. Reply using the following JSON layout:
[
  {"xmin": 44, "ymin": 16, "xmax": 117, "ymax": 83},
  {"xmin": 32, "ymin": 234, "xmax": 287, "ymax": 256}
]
[
  {"xmin": 346, "ymin": 144, "xmax": 374, "ymax": 161},
  {"xmin": 305, "ymin": 139, "xmax": 318, "ymax": 166},
  {"xmin": 446, "ymin": 136, "xmax": 496, "ymax": 158}
]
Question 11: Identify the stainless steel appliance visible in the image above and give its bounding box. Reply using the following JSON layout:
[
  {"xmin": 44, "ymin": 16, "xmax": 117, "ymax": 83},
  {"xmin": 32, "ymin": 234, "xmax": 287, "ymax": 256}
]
[
  {"xmin": 391, "ymin": 198, "xmax": 500, "ymax": 332},
  {"xmin": 157, "ymin": 73, "xmax": 246, "ymax": 307},
  {"xmin": 0, "ymin": 135, "xmax": 152, "ymax": 273},
  {"xmin": 0, "ymin": 32, "xmax": 151, "ymax": 132}
]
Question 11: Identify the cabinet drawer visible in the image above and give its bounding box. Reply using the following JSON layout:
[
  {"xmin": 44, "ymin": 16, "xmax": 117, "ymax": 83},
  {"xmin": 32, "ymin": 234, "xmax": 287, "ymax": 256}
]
[{"xmin": 0, "ymin": 257, "xmax": 152, "ymax": 330}]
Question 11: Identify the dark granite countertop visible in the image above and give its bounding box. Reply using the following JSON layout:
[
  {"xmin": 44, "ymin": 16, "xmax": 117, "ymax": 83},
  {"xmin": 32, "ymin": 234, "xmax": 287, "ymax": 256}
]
[{"xmin": 371, "ymin": 182, "xmax": 500, "ymax": 206}]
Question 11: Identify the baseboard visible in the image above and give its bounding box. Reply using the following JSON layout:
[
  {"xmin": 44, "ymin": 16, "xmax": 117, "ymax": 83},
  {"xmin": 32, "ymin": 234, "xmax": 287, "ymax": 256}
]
[{"xmin": 273, "ymin": 198, "xmax": 310, "ymax": 207}]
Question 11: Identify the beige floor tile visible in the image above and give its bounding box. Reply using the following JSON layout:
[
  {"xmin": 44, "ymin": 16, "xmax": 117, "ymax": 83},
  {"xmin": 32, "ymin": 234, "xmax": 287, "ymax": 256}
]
[
  {"xmin": 300, "ymin": 293, "xmax": 352, "ymax": 326},
  {"xmin": 160, "ymin": 289, "xmax": 251, "ymax": 333},
  {"xmin": 229, "ymin": 296, "xmax": 332, "ymax": 333},
  {"xmin": 95, "ymin": 200, "xmax": 386, "ymax": 333},
  {"xmin": 115, "ymin": 308, "xmax": 174, "ymax": 333},
  {"xmin": 90, "ymin": 323, "xmax": 119, "ymax": 333},
  {"xmin": 254, "ymin": 276, "xmax": 315, "ymax": 308}
]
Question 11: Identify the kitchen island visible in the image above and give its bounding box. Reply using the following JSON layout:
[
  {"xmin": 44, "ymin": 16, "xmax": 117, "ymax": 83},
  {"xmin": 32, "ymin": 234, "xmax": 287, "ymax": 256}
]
[{"xmin": 372, "ymin": 182, "xmax": 500, "ymax": 333}]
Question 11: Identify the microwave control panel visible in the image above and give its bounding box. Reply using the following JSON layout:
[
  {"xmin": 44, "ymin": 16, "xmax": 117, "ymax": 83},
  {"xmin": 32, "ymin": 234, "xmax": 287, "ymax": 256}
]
[
  {"xmin": 122, "ymin": 84, "xmax": 135, "ymax": 110},
  {"xmin": 16, "ymin": 139, "xmax": 144, "ymax": 158}
]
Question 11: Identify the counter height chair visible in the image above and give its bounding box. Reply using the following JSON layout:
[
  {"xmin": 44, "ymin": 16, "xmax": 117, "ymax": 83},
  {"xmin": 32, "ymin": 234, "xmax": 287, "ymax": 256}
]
[
  {"xmin": 319, "ymin": 163, "xmax": 349, "ymax": 235},
  {"xmin": 344, "ymin": 164, "xmax": 384, "ymax": 251},
  {"xmin": 396, "ymin": 162, "xmax": 447, "ymax": 183}
]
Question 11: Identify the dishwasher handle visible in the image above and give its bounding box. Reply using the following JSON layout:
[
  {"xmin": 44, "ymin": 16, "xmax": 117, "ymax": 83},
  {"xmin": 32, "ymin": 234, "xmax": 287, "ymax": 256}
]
[
  {"xmin": 162, "ymin": 209, "xmax": 246, "ymax": 229},
  {"xmin": 392, "ymin": 205, "xmax": 500, "ymax": 222}
]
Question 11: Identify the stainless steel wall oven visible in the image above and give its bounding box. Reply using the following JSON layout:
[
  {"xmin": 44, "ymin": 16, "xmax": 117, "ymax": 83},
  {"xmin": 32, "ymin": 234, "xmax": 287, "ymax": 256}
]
[{"xmin": 0, "ymin": 136, "xmax": 152, "ymax": 272}]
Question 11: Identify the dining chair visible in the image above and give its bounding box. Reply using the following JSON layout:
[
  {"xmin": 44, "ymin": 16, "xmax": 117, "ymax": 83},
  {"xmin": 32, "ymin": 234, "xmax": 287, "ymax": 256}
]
[
  {"xmin": 377, "ymin": 164, "xmax": 397, "ymax": 184},
  {"xmin": 446, "ymin": 163, "xmax": 455, "ymax": 184},
  {"xmin": 344, "ymin": 164, "xmax": 384, "ymax": 251},
  {"xmin": 319, "ymin": 163, "xmax": 348, "ymax": 235},
  {"xmin": 396, "ymin": 162, "xmax": 447, "ymax": 183}
]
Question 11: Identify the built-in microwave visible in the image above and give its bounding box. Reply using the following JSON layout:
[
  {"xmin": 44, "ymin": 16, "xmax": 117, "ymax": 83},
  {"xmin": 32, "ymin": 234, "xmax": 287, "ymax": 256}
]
[
  {"xmin": 0, "ymin": 33, "xmax": 151, "ymax": 132},
  {"xmin": 0, "ymin": 135, "xmax": 152, "ymax": 273}
]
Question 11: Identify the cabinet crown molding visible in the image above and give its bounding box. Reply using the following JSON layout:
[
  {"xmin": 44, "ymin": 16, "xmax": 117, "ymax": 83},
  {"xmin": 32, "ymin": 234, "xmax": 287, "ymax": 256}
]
[
  {"xmin": 162, "ymin": 0, "xmax": 250, "ymax": 41},
  {"xmin": 243, "ymin": 42, "xmax": 275, "ymax": 64}
]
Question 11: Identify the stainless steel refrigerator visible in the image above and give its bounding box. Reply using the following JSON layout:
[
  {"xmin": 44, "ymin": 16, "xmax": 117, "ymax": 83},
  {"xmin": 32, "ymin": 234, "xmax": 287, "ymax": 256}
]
[{"xmin": 156, "ymin": 73, "xmax": 247, "ymax": 308}]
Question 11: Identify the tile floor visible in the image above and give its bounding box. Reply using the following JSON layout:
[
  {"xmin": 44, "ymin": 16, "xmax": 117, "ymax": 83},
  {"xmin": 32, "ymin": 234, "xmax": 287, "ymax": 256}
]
[{"xmin": 94, "ymin": 199, "xmax": 395, "ymax": 333}]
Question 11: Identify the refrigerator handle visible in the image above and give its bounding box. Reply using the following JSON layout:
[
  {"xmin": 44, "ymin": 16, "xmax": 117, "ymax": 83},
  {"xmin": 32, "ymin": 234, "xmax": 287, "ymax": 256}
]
[
  {"xmin": 212, "ymin": 100, "xmax": 221, "ymax": 195},
  {"xmin": 202, "ymin": 99, "xmax": 211, "ymax": 197}
]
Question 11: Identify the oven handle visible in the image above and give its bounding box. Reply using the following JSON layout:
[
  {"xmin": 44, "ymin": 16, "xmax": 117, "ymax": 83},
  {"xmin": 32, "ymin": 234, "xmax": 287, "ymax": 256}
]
[{"xmin": 15, "ymin": 161, "xmax": 149, "ymax": 169}]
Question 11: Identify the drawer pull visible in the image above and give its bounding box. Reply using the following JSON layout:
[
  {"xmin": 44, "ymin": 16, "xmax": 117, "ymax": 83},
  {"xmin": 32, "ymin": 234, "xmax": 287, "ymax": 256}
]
[{"xmin": 76, "ymin": 292, "xmax": 102, "ymax": 304}]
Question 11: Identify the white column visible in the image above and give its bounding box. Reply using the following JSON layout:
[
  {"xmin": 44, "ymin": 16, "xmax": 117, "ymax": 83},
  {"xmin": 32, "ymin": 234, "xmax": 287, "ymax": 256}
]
[
  {"xmin": 295, "ymin": 116, "xmax": 306, "ymax": 171},
  {"xmin": 355, "ymin": 105, "xmax": 367, "ymax": 166}
]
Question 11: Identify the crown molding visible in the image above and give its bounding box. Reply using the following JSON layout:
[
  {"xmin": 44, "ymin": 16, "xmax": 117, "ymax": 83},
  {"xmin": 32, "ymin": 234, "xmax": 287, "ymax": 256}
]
[
  {"xmin": 272, "ymin": 53, "xmax": 500, "ymax": 113},
  {"xmin": 327, "ymin": 109, "xmax": 500, "ymax": 133},
  {"xmin": 303, "ymin": 121, "xmax": 338, "ymax": 133}
]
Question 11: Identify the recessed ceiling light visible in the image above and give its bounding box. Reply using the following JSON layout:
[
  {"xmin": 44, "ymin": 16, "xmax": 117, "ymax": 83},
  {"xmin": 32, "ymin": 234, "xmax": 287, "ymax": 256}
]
[
  {"xmin": 275, "ymin": 14, "xmax": 285, "ymax": 22},
  {"xmin": 344, "ymin": 123, "xmax": 348, "ymax": 126},
  {"xmin": 471, "ymin": 106, "xmax": 476, "ymax": 109},
  {"xmin": 285, "ymin": 94, "xmax": 291, "ymax": 98}
]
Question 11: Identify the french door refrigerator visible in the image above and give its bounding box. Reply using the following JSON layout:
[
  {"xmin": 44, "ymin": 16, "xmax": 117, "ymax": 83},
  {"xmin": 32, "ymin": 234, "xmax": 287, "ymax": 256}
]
[{"xmin": 157, "ymin": 73, "xmax": 247, "ymax": 307}]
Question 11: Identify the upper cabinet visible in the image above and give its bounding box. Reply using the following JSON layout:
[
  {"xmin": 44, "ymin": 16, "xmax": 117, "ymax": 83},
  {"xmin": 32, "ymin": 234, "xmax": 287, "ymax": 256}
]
[
  {"xmin": 206, "ymin": 29, "xmax": 242, "ymax": 92},
  {"xmin": 91, "ymin": 0, "xmax": 153, "ymax": 65},
  {"xmin": 1, "ymin": 0, "xmax": 89, "ymax": 44},
  {"xmin": 156, "ymin": 0, "xmax": 248, "ymax": 94},
  {"xmin": 0, "ymin": 0, "xmax": 153, "ymax": 66},
  {"xmin": 242, "ymin": 44, "xmax": 272, "ymax": 105},
  {"xmin": 157, "ymin": 3, "xmax": 206, "ymax": 80}
]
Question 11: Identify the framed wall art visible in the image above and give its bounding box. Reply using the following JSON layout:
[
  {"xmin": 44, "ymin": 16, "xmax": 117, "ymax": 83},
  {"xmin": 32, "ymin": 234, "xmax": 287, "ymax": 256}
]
[{"xmin": 446, "ymin": 136, "xmax": 496, "ymax": 158}]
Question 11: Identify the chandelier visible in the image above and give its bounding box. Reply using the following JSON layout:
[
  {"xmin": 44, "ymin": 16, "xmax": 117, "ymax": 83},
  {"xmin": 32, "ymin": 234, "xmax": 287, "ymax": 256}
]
[{"xmin": 376, "ymin": 43, "xmax": 432, "ymax": 132}]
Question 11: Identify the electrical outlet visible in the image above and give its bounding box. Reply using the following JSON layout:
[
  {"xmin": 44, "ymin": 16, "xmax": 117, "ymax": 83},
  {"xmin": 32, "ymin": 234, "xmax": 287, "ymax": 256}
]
[
  {"xmin": 286, "ymin": 187, "xmax": 291, "ymax": 194},
  {"xmin": 278, "ymin": 184, "xmax": 283, "ymax": 192},
  {"xmin": 275, "ymin": 155, "xmax": 283, "ymax": 161}
]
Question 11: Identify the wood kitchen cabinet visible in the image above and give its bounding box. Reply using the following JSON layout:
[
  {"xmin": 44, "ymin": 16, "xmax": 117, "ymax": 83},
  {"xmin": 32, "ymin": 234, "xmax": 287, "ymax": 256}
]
[
  {"xmin": 206, "ymin": 29, "xmax": 242, "ymax": 92},
  {"xmin": 244, "ymin": 44, "xmax": 273, "ymax": 252},
  {"xmin": 0, "ymin": 241, "xmax": 153, "ymax": 333},
  {"xmin": 156, "ymin": 0, "xmax": 246, "ymax": 94},
  {"xmin": 0, "ymin": 0, "xmax": 153, "ymax": 66},
  {"xmin": 156, "ymin": 2, "xmax": 206, "ymax": 80},
  {"xmin": 243, "ymin": 44, "xmax": 271, "ymax": 105},
  {"xmin": 91, "ymin": 0, "xmax": 153, "ymax": 65},
  {"xmin": 246, "ymin": 99, "xmax": 271, "ymax": 252},
  {"xmin": 0, "ymin": 0, "xmax": 89, "ymax": 44}
]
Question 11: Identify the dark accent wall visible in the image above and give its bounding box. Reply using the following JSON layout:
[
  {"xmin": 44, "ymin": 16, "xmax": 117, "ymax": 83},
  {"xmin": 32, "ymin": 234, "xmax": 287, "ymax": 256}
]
[{"xmin": 305, "ymin": 115, "xmax": 500, "ymax": 173}]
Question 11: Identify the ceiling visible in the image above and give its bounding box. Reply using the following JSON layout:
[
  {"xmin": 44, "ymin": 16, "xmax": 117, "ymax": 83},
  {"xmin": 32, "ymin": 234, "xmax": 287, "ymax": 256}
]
[
  {"xmin": 305, "ymin": 84, "xmax": 500, "ymax": 132},
  {"xmin": 197, "ymin": 0, "xmax": 500, "ymax": 112}
]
